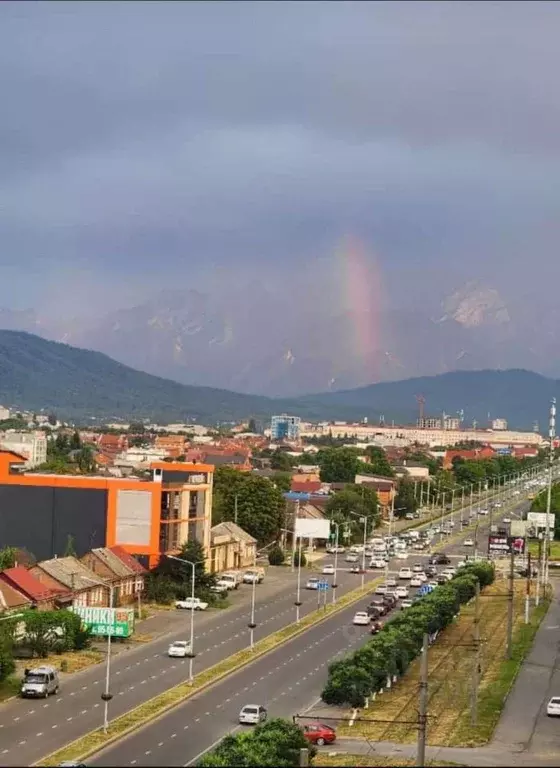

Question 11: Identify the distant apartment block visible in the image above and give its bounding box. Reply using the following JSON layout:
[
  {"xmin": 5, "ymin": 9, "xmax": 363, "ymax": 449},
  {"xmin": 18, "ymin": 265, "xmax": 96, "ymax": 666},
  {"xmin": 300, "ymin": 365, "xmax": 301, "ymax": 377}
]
[
  {"xmin": 492, "ymin": 418, "xmax": 508, "ymax": 430},
  {"xmin": 271, "ymin": 414, "xmax": 301, "ymax": 441},
  {"xmin": 0, "ymin": 406, "xmax": 10, "ymax": 421},
  {"xmin": 0, "ymin": 431, "xmax": 47, "ymax": 468}
]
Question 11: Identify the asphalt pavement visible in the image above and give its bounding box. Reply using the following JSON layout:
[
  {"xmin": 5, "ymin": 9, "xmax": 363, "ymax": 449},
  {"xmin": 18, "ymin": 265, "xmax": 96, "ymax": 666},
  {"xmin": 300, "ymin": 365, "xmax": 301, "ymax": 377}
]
[{"xmin": 86, "ymin": 493, "xmax": 525, "ymax": 768}]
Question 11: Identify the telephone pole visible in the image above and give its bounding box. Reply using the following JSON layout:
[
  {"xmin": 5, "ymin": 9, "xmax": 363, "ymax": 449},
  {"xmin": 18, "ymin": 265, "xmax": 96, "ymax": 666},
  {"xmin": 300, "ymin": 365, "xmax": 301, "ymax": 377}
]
[
  {"xmin": 416, "ymin": 633, "xmax": 429, "ymax": 767},
  {"xmin": 506, "ymin": 549, "xmax": 515, "ymax": 660},
  {"xmin": 471, "ymin": 581, "xmax": 480, "ymax": 726},
  {"xmin": 543, "ymin": 398, "xmax": 556, "ymax": 590},
  {"xmin": 525, "ymin": 551, "xmax": 531, "ymax": 624}
]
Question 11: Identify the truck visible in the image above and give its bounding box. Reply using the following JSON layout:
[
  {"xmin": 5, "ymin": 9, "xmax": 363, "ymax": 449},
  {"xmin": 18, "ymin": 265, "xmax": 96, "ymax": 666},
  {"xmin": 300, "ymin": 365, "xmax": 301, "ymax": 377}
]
[
  {"xmin": 216, "ymin": 572, "xmax": 243, "ymax": 590},
  {"xmin": 175, "ymin": 597, "xmax": 208, "ymax": 611}
]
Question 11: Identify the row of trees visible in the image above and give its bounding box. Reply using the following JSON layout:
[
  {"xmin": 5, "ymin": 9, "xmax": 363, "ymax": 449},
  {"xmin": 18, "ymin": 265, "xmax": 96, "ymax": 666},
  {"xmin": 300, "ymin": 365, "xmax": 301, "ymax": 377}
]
[
  {"xmin": 321, "ymin": 560, "xmax": 495, "ymax": 707},
  {"xmin": 531, "ymin": 483, "xmax": 560, "ymax": 539},
  {"xmin": 31, "ymin": 430, "xmax": 96, "ymax": 475},
  {"xmin": 198, "ymin": 718, "xmax": 315, "ymax": 767}
]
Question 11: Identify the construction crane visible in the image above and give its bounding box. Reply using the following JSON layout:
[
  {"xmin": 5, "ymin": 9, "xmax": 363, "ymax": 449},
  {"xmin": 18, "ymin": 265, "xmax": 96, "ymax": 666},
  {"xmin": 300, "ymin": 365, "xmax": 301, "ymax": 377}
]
[{"xmin": 415, "ymin": 394, "xmax": 426, "ymax": 423}]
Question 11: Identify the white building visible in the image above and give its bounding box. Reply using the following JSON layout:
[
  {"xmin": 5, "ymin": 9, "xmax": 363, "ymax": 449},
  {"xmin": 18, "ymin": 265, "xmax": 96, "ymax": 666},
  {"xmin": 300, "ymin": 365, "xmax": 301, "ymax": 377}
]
[
  {"xmin": 0, "ymin": 406, "xmax": 10, "ymax": 421},
  {"xmin": 0, "ymin": 431, "xmax": 48, "ymax": 467},
  {"xmin": 114, "ymin": 447, "xmax": 170, "ymax": 469},
  {"xmin": 492, "ymin": 418, "xmax": 508, "ymax": 431}
]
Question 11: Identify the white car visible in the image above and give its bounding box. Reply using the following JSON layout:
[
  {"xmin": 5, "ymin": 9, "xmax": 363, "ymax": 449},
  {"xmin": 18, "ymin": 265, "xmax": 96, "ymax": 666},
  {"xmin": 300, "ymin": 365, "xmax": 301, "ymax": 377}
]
[
  {"xmin": 478, "ymin": 509, "xmax": 489, "ymax": 516},
  {"xmin": 168, "ymin": 640, "xmax": 192, "ymax": 658},
  {"xmin": 370, "ymin": 559, "xmax": 386, "ymax": 569},
  {"xmin": 239, "ymin": 704, "xmax": 267, "ymax": 725},
  {"xmin": 353, "ymin": 611, "xmax": 370, "ymax": 626},
  {"xmin": 547, "ymin": 697, "xmax": 560, "ymax": 716},
  {"xmin": 410, "ymin": 576, "xmax": 423, "ymax": 587},
  {"xmin": 396, "ymin": 551, "xmax": 409, "ymax": 560},
  {"xmin": 375, "ymin": 584, "xmax": 388, "ymax": 595},
  {"xmin": 399, "ymin": 568, "xmax": 412, "ymax": 579},
  {"xmin": 417, "ymin": 572, "xmax": 427, "ymax": 582},
  {"xmin": 401, "ymin": 599, "xmax": 413, "ymax": 610},
  {"xmin": 464, "ymin": 539, "xmax": 475, "ymax": 547},
  {"xmin": 322, "ymin": 564, "xmax": 335, "ymax": 575},
  {"xmin": 306, "ymin": 577, "xmax": 319, "ymax": 590},
  {"xmin": 386, "ymin": 578, "xmax": 397, "ymax": 588},
  {"xmin": 412, "ymin": 563, "xmax": 423, "ymax": 573},
  {"xmin": 345, "ymin": 553, "xmax": 359, "ymax": 563},
  {"xmin": 428, "ymin": 580, "xmax": 439, "ymax": 589},
  {"xmin": 396, "ymin": 585, "xmax": 409, "ymax": 599},
  {"xmin": 326, "ymin": 545, "xmax": 345, "ymax": 554},
  {"xmin": 175, "ymin": 597, "xmax": 208, "ymax": 611}
]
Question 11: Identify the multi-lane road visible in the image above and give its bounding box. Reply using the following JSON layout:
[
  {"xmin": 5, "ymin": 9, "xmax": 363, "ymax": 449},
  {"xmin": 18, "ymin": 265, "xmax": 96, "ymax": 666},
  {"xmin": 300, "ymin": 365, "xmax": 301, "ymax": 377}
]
[
  {"xmin": 0, "ymin": 482, "xmax": 533, "ymax": 766},
  {"xmin": 87, "ymin": 492, "xmax": 528, "ymax": 768}
]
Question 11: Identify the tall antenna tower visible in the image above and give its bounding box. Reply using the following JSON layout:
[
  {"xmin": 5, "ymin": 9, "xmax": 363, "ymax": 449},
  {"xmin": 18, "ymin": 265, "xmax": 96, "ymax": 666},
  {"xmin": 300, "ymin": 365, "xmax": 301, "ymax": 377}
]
[{"xmin": 415, "ymin": 394, "xmax": 426, "ymax": 424}]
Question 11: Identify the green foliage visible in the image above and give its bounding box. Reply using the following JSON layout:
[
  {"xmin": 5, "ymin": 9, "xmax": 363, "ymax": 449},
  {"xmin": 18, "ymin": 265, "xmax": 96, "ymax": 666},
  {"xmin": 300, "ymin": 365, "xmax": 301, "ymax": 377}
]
[
  {"xmin": 321, "ymin": 561, "xmax": 495, "ymax": 707},
  {"xmin": 268, "ymin": 545, "xmax": 285, "ymax": 566},
  {"xmin": 325, "ymin": 485, "xmax": 379, "ymax": 537},
  {"xmin": 0, "ymin": 546, "xmax": 18, "ymax": 571},
  {"xmin": 269, "ymin": 451, "xmax": 294, "ymax": 471},
  {"xmin": 293, "ymin": 549, "xmax": 307, "ymax": 568},
  {"xmin": 394, "ymin": 479, "xmax": 418, "ymax": 518},
  {"xmin": 318, "ymin": 447, "xmax": 360, "ymax": 483},
  {"xmin": 151, "ymin": 539, "xmax": 216, "ymax": 602},
  {"xmin": 212, "ymin": 467, "xmax": 285, "ymax": 544},
  {"xmin": 270, "ymin": 472, "xmax": 292, "ymax": 493},
  {"xmin": 531, "ymin": 482, "xmax": 560, "ymax": 539},
  {"xmin": 363, "ymin": 446, "xmax": 395, "ymax": 477},
  {"xmin": 63, "ymin": 535, "xmax": 77, "ymax": 558},
  {"xmin": 143, "ymin": 573, "xmax": 177, "ymax": 604},
  {"xmin": 11, "ymin": 610, "xmax": 90, "ymax": 658},
  {"xmin": 198, "ymin": 718, "xmax": 314, "ymax": 767},
  {"xmin": 69, "ymin": 430, "xmax": 82, "ymax": 450}
]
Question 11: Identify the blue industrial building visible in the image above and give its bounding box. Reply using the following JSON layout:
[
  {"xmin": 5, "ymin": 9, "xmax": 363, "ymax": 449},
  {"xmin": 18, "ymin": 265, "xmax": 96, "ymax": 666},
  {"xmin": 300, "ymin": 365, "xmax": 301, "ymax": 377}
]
[{"xmin": 270, "ymin": 414, "xmax": 301, "ymax": 441}]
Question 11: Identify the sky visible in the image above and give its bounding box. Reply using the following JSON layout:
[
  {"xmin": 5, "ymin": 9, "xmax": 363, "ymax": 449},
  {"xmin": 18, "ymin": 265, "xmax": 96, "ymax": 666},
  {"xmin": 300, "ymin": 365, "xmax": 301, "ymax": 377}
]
[{"xmin": 1, "ymin": 0, "xmax": 560, "ymax": 318}]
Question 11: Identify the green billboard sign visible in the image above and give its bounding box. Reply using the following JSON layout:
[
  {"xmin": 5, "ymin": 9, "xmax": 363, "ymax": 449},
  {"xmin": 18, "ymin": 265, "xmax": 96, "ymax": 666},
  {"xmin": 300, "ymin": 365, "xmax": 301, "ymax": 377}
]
[{"xmin": 71, "ymin": 606, "xmax": 134, "ymax": 638}]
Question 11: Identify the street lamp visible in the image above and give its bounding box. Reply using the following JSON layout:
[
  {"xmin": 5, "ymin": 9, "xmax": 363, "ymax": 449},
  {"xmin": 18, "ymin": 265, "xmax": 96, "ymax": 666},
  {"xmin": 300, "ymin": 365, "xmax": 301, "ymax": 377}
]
[
  {"xmin": 329, "ymin": 521, "xmax": 341, "ymax": 604},
  {"xmin": 166, "ymin": 555, "xmax": 198, "ymax": 683},
  {"xmin": 349, "ymin": 511, "xmax": 368, "ymax": 588},
  {"xmin": 295, "ymin": 535, "xmax": 303, "ymax": 623}
]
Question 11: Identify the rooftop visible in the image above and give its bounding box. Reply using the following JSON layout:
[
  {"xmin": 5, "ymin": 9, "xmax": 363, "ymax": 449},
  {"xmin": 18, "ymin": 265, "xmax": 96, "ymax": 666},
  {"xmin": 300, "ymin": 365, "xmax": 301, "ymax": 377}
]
[
  {"xmin": 211, "ymin": 521, "xmax": 257, "ymax": 544},
  {"xmin": 36, "ymin": 557, "xmax": 107, "ymax": 592},
  {"xmin": 0, "ymin": 566, "xmax": 65, "ymax": 602}
]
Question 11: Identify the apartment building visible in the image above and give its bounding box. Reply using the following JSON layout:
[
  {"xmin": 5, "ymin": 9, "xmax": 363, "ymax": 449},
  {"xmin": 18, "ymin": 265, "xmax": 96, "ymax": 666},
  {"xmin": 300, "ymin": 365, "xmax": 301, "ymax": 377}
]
[{"xmin": 0, "ymin": 431, "xmax": 47, "ymax": 468}]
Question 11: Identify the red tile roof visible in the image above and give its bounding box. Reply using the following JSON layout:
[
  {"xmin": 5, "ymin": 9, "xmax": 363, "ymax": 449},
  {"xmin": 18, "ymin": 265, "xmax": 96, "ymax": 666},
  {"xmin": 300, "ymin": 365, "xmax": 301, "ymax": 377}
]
[
  {"xmin": 0, "ymin": 566, "xmax": 65, "ymax": 602},
  {"xmin": 291, "ymin": 480, "xmax": 323, "ymax": 493},
  {"xmin": 0, "ymin": 580, "xmax": 31, "ymax": 609},
  {"xmin": 108, "ymin": 546, "xmax": 147, "ymax": 575}
]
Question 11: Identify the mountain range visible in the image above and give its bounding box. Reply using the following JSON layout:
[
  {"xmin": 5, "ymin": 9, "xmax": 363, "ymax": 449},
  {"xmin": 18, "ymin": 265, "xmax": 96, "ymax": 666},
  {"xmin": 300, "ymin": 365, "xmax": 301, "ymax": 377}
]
[
  {"xmin": 2, "ymin": 281, "xmax": 560, "ymax": 397},
  {"xmin": 0, "ymin": 330, "xmax": 557, "ymax": 429}
]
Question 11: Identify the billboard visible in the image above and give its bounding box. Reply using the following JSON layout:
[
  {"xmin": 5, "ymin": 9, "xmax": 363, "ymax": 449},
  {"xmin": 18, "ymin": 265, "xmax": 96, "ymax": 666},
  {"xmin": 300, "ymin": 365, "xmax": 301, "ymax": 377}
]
[
  {"xmin": 488, "ymin": 535, "xmax": 526, "ymax": 556},
  {"xmin": 510, "ymin": 520, "xmax": 529, "ymax": 537},
  {"xmin": 71, "ymin": 606, "xmax": 135, "ymax": 638},
  {"xmin": 527, "ymin": 512, "xmax": 556, "ymax": 528},
  {"xmin": 294, "ymin": 518, "xmax": 331, "ymax": 540}
]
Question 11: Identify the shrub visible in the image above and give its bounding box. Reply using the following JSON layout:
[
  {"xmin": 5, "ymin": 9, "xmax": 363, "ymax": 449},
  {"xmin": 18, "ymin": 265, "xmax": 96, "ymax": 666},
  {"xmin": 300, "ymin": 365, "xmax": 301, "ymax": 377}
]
[
  {"xmin": 268, "ymin": 545, "xmax": 286, "ymax": 566},
  {"xmin": 321, "ymin": 561, "xmax": 495, "ymax": 707},
  {"xmin": 293, "ymin": 550, "xmax": 307, "ymax": 568}
]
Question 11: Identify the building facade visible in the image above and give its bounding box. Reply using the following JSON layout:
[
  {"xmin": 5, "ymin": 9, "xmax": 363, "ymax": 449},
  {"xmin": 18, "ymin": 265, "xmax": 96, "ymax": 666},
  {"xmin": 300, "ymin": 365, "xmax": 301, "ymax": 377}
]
[
  {"xmin": 271, "ymin": 414, "xmax": 301, "ymax": 442},
  {"xmin": 0, "ymin": 431, "xmax": 47, "ymax": 467},
  {"xmin": 0, "ymin": 451, "xmax": 214, "ymax": 569}
]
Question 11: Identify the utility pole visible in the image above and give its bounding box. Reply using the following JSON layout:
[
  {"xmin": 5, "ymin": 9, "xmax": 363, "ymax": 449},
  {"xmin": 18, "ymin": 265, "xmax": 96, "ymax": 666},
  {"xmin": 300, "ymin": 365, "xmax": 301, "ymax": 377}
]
[
  {"xmin": 536, "ymin": 534, "xmax": 542, "ymax": 607},
  {"xmin": 506, "ymin": 549, "xmax": 515, "ymax": 660},
  {"xmin": 416, "ymin": 633, "xmax": 429, "ymax": 768},
  {"xmin": 471, "ymin": 581, "xmax": 480, "ymax": 726},
  {"xmin": 544, "ymin": 398, "xmax": 556, "ymax": 589},
  {"xmin": 234, "ymin": 493, "xmax": 238, "ymax": 525},
  {"xmin": 525, "ymin": 551, "xmax": 531, "ymax": 624}
]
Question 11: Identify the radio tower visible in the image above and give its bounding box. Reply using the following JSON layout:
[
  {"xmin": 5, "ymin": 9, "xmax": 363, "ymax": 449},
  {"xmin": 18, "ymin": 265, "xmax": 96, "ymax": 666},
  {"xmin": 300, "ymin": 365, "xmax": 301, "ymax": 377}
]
[{"xmin": 415, "ymin": 394, "xmax": 426, "ymax": 426}]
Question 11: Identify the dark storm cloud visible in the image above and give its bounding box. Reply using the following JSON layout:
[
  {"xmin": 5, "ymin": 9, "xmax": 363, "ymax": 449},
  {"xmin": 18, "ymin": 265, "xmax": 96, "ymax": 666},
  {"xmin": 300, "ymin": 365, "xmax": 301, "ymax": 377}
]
[{"xmin": 1, "ymin": 1, "xmax": 559, "ymax": 310}]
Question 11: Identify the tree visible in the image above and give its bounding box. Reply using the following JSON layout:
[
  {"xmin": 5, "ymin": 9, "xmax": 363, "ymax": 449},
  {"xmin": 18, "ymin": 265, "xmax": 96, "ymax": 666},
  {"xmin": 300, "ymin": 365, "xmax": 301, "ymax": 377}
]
[
  {"xmin": 293, "ymin": 549, "xmax": 306, "ymax": 568},
  {"xmin": 325, "ymin": 486, "xmax": 379, "ymax": 535},
  {"xmin": 128, "ymin": 422, "xmax": 145, "ymax": 434},
  {"xmin": 0, "ymin": 547, "xmax": 17, "ymax": 571},
  {"xmin": 364, "ymin": 446, "xmax": 395, "ymax": 477},
  {"xmin": 47, "ymin": 412, "xmax": 57, "ymax": 426},
  {"xmin": 270, "ymin": 451, "xmax": 293, "ymax": 472},
  {"xmin": 69, "ymin": 430, "xmax": 82, "ymax": 451},
  {"xmin": 247, "ymin": 418, "xmax": 258, "ymax": 433},
  {"xmin": 76, "ymin": 446, "xmax": 96, "ymax": 473},
  {"xmin": 270, "ymin": 472, "xmax": 292, "ymax": 493},
  {"xmin": 268, "ymin": 545, "xmax": 285, "ymax": 566},
  {"xmin": 318, "ymin": 448, "xmax": 359, "ymax": 483},
  {"xmin": 394, "ymin": 479, "xmax": 418, "ymax": 518},
  {"xmin": 64, "ymin": 535, "xmax": 77, "ymax": 558},
  {"xmin": 152, "ymin": 539, "xmax": 216, "ymax": 599}
]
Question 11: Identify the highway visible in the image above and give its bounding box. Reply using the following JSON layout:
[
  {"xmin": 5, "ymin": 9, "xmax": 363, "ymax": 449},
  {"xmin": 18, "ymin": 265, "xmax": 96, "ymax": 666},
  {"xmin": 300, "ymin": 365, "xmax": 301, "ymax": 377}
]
[
  {"xmin": 88, "ymin": 495, "xmax": 526, "ymax": 767},
  {"xmin": 0, "ymin": 482, "xmax": 532, "ymax": 766}
]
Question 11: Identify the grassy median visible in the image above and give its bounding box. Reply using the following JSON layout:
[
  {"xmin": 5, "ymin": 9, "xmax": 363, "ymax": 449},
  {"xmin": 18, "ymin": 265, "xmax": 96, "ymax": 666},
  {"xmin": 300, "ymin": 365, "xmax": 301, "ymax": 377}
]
[
  {"xmin": 336, "ymin": 578, "xmax": 549, "ymax": 748},
  {"xmin": 314, "ymin": 756, "xmax": 463, "ymax": 767},
  {"xmin": 37, "ymin": 577, "xmax": 381, "ymax": 767}
]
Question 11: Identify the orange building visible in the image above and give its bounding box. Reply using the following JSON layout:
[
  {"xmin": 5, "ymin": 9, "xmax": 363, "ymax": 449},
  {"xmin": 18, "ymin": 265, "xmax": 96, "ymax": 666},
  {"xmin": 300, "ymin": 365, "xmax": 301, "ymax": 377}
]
[{"xmin": 0, "ymin": 450, "xmax": 214, "ymax": 569}]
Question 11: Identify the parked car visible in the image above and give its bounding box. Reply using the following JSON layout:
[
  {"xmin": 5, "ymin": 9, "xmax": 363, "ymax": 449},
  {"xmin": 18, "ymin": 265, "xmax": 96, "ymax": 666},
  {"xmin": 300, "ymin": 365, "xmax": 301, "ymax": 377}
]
[
  {"xmin": 302, "ymin": 722, "xmax": 336, "ymax": 746},
  {"xmin": 175, "ymin": 597, "xmax": 208, "ymax": 611},
  {"xmin": 412, "ymin": 563, "xmax": 423, "ymax": 573},
  {"xmin": 547, "ymin": 697, "xmax": 560, "ymax": 717},
  {"xmin": 352, "ymin": 611, "xmax": 370, "ymax": 626},
  {"xmin": 243, "ymin": 569, "xmax": 264, "ymax": 584},
  {"xmin": 168, "ymin": 640, "xmax": 192, "ymax": 658},
  {"xmin": 464, "ymin": 538, "xmax": 475, "ymax": 547},
  {"xmin": 239, "ymin": 704, "xmax": 267, "ymax": 725}
]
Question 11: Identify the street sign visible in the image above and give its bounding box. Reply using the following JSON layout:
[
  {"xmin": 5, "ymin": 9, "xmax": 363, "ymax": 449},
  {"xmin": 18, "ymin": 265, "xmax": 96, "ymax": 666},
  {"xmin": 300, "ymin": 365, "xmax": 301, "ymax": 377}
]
[
  {"xmin": 418, "ymin": 584, "xmax": 434, "ymax": 596},
  {"xmin": 71, "ymin": 606, "xmax": 135, "ymax": 638},
  {"xmin": 317, "ymin": 581, "xmax": 329, "ymax": 591}
]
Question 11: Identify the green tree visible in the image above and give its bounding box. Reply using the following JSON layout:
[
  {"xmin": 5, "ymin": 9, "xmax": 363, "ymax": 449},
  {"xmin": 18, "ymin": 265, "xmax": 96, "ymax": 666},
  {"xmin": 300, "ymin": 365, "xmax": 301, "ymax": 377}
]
[
  {"xmin": 394, "ymin": 479, "xmax": 418, "ymax": 518},
  {"xmin": 293, "ymin": 549, "xmax": 307, "ymax": 568},
  {"xmin": 153, "ymin": 539, "xmax": 216, "ymax": 599},
  {"xmin": 268, "ymin": 545, "xmax": 285, "ymax": 566},
  {"xmin": 325, "ymin": 486, "xmax": 379, "ymax": 534},
  {"xmin": 76, "ymin": 446, "xmax": 96, "ymax": 473},
  {"xmin": 364, "ymin": 446, "xmax": 395, "ymax": 477},
  {"xmin": 270, "ymin": 471, "xmax": 292, "ymax": 493},
  {"xmin": 270, "ymin": 451, "xmax": 293, "ymax": 472},
  {"xmin": 128, "ymin": 421, "xmax": 145, "ymax": 434},
  {"xmin": 318, "ymin": 448, "xmax": 359, "ymax": 483},
  {"xmin": 69, "ymin": 430, "xmax": 82, "ymax": 451},
  {"xmin": 213, "ymin": 469, "xmax": 285, "ymax": 544},
  {"xmin": 247, "ymin": 418, "xmax": 258, "ymax": 433},
  {"xmin": 47, "ymin": 412, "xmax": 57, "ymax": 426},
  {"xmin": 0, "ymin": 547, "xmax": 17, "ymax": 571},
  {"xmin": 531, "ymin": 483, "xmax": 560, "ymax": 539},
  {"xmin": 64, "ymin": 535, "xmax": 77, "ymax": 558}
]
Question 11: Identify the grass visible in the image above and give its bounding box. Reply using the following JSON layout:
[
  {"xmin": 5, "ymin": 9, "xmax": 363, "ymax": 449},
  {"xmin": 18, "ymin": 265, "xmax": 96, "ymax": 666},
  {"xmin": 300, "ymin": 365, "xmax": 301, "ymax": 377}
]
[
  {"xmin": 37, "ymin": 576, "xmax": 382, "ymax": 767},
  {"xmin": 337, "ymin": 577, "xmax": 549, "ymax": 749},
  {"xmin": 528, "ymin": 540, "xmax": 560, "ymax": 561},
  {"xmin": 314, "ymin": 757, "xmax": 463, "ymax": 767},
  {"xmin": 14, "ymin": 648, "xmax": 105, "ymax": 675},
  {"xmin": 0, "ymin": 675, "xmax": 21, "ymax": 702}
]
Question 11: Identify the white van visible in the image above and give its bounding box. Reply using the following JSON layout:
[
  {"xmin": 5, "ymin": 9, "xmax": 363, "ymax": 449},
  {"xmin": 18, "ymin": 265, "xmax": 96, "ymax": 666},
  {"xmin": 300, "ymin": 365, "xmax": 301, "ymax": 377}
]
[{"xmin": 21, "ymin": 666, "xmax": 59, "ymax": 698}]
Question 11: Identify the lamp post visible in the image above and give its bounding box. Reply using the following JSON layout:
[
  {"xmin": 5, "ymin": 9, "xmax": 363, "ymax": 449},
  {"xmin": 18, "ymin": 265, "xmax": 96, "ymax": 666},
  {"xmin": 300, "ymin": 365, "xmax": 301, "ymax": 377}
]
[
  {"xmin": 166, "ymin": 555, "xmax": 197, "ymax": 683},
  {"xmin": 295, "ymin": 535, "xmax": 303, "ymax": 623},
  {"xmin": 349, "ymin": 511, "xmax": 368, "ymax": 588},
  {"xmin": 330, "ymin": 521, "xmax": 341, "ymax": 604}
]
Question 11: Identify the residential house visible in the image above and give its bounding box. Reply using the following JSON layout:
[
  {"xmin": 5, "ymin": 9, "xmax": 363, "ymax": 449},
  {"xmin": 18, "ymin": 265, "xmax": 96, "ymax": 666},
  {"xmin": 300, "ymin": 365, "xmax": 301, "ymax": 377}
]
[
  {"xmin": 353, "ymin": 475, "xmax": 397, "ymax": 513},
  {"xmin": 30, "ymin": 557, "xmax": 108, "ymax": 608},
  {"xmin": 0, "ymin": 566, "xmax": 67, "ymax": 610},
  {"xmin": 210, "ymin": 521, "xmax": 257, "ymax": 573},
  {"xmin": 443, "ymin": 446, "xmax": 495, "ymax": 470},
  {"xmin": 0, "ymin": 579, "xmax": 31, "ymax": 613},
  {"xmin": 392, "ymin": 461, "xmax": 430, "ymax": 480},
  {"xmin": 291, "ymin": 472, "xmax": 321, "ymax": 484},
  {"xmin": 80, "ymin": 547, "xmax": 146, "ymax": 605},
  {"xmin": 290, "ymin": 480, "xmax": 325, "ymax": 494},
  {"xmin": 154, "ymin": 435, "xmax": 187, "ymax": 458}
]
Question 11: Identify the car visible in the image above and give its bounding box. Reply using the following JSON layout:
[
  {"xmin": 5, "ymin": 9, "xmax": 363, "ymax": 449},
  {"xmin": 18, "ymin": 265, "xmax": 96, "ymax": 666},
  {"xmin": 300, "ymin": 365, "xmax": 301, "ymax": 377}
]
[
  {"xmin": 370, "ymin": 620, "xmax": 383, "ymax": 635},
  {"xmin": 426, "ymin": 565, "xmax": 437, "ymax": 577},
  {"xmin": 375, "ymin": 584, "xmax": 388, "ymax": 595},
  {"xmin": 437, "ymin": 575, "xmax": 448, "ymax": 585},
  {"xmin": 382, "ymin": 594, "xmax": 398, "ymax": 609},
  {"xmin": 429, "ymin": 554, "xmax": 450, "ymax": 565},
  {"xmin": 478, "ymin": 509, "xmax": 489, "ymax": 516},
  {"xmin": 464, "ymin": 538, "xmax": 475, "ymax": 547},
  {"xmin": 210, "ymin": 584, "xmax": 228, "ymax": 596},
  {"xmin": 405, "ymin": 512, "xmax": 414, "ymax": 520},
  {"xmin": 58, "ymin": 763, "xmax": 88, "ymax": 767},
  {"xmin": 350, "ymin": 565, "xmax": 364, "ymax": 574},
  {"xmin": 386, "ymin": 578, "xmax": 397, "ymax": 588},
  {"xmin": 368, "ymin": 599, "xmax": 387, "ymax": 616},
  {"xmin": 401, "ymin": 599, "xmax": 413, "ymax": 610},
  {"xmin": 239, "ymin": 704, "xmax": 268, "ymax": 725},
  {"xmin": 243, "ymin": 570, "xmax": 264, "ymax": 584},
  {"xmin": 168, "ymin": 640, "xmax": 192, "ymax": 658},
  {"xmin": 428, "ymin": 580, "xmax": 439, "ymax": 589},
  {"xmin": 410, "ymin": 576, "xmax": 423, "ymax": 587},
  {"xmin": 370, "ymin": 559, "xmax": 386, "ymax": 569},
  {"xmin": 326, "ymin": 545, "xmax": 345, "ymax": 554},
  {"xmin": 396, "ymin": 585, "xmax": 409, "ymax": 598},
  {"xmin": 398, "ymin": 567, "xmax": 412, "ymax": 579},
  {"xmin": 417, "ymin": 572, "xmax": 427, "ymax": 582},
  {"xmin": 396, "ymin": 551, "xmax": 409, "ymax": 560},
  {"xmin": 175, "ymin": 597, "xmax": 209, "ymax": 611},
  {"xmin": 412, "ymin": 563, "xmax": 423, "ymax": 573},
  {"xmin": 546, "ymin": 697, "xmax": 560, "ymax": 716},
  {"xmin": 302, "ymin": 722, "xmax": 337, "ymax": 746},
  {"xmin": 353, "ymin": 611, "xmax": 370, "ymax": 626},
  {"xmin": 503, "ymin": 517, "xmax": 511, "ymax": 524},
  {"xmin": 345, "ymin": 553, "xmax": 359, "ymax": 563},
  {"xmin": 322, "ymin": 564, "xmax": 335, "ymax": 575},
  {"xmin": 306, "ymin": 577, "xmax": 319, "ymax": 590}
]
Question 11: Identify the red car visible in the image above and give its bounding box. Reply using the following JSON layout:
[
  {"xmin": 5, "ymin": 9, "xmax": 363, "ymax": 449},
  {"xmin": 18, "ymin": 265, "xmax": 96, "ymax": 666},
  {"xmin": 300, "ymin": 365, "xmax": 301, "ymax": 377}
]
[{"xmin": 301, "ymin": 722, "xmax": 337, "ymax": 746}]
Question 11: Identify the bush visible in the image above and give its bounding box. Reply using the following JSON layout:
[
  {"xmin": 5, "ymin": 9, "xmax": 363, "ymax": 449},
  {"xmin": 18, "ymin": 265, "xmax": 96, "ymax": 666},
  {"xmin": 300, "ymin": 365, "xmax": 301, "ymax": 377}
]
[
  {"xmin": 293, "ymin": 550, "xmax": 307, "ymax": 568},
  {"xmin": 268, "ymin": 545, "xmax": 285, "ymax": 566},
  {"xmin": 321, "ymin": 561, "xmax": 495, "ymax": 707}
]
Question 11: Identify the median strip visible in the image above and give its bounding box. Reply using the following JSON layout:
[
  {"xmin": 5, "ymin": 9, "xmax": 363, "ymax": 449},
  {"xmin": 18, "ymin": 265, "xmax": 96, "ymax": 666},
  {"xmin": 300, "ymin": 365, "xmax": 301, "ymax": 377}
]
[{"xmin": 35, "ymin": 577, "xmax": 381, "ymax": 767}]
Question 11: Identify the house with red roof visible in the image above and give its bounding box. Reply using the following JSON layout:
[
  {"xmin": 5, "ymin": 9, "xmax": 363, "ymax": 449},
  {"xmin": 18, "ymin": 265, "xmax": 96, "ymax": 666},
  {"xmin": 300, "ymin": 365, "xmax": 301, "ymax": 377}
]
[
  {"xmin": 0, "ymin": 566, "xmax": 67, "ymax": 610},
  {"xmin": 0, "ymin": 579, "xmax": 31, "ymax": 612}
]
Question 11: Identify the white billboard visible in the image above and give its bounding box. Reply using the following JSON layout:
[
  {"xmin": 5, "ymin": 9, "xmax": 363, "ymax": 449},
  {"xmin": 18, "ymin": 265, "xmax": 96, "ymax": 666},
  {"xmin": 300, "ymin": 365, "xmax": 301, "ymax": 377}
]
[
  {"xmin": 510, "ymin": 520, "xmax": 529, "ymax": 537},
  {"xmin": 527, "ymin": 512, "xmax": 556, "ymax": 528},
  {"xmin": 294, "ymin": 518, "xmax": 331, "ymax": 540}
]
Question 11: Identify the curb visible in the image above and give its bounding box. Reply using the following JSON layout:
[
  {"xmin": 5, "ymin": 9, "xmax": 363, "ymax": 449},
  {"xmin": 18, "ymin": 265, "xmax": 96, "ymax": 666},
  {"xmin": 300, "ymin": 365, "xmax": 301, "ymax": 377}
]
[{"xmin": 35, "ymin": 576, "xmax": 381, "ymax": 767}]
